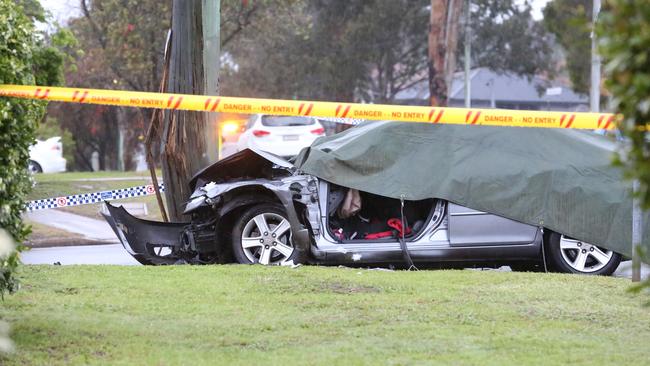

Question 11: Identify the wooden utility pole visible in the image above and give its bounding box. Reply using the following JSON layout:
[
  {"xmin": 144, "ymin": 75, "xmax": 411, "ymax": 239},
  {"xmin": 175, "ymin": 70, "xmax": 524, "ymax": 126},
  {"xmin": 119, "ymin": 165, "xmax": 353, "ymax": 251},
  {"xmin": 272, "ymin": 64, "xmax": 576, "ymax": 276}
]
[
  {"xmin": 463, "ymin": 0, "xmax": 471, "ymax": 108},
  {"xmin": 590, "ymin": 0, "xmax": 601, "ymax": 113},
  {"xmin": 428, "ymin": 0, "xmax": 463, "ymax": 107},
  {"xmin": 203, "ymin": 0, "xmax": 220, "ymax": 162},
  {"xmin": 161, "ymin": 0, "xmax": 219, "ymax": 221}
]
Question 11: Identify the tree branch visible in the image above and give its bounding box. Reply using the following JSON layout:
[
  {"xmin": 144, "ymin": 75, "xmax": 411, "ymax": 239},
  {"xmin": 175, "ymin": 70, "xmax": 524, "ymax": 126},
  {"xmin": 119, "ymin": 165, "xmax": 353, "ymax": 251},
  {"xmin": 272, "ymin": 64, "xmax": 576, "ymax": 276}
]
[{"xmin": 221, "ymin": 3, "xmax": 260, "ymax": 47}]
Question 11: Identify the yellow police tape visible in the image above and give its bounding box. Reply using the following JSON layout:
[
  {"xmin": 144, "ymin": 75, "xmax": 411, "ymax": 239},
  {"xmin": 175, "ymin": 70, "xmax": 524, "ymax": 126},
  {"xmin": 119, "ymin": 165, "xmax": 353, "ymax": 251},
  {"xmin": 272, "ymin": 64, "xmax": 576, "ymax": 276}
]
[{"xmin": 0, "ymin": 84, "xmax": 618, "ymax": 130}]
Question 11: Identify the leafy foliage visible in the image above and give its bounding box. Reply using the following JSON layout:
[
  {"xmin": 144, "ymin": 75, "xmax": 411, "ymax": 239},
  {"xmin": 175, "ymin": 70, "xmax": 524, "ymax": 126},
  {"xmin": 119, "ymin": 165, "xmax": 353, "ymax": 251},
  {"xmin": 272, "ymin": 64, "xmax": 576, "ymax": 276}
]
[
  {"xmin": 599, "ymin": 0, "xmax": 650, "ymax": 296},
  {"xmin": 461, "ymin": 0, "xmax": 555, "ymax": 80},
  {"xmin": 222, "ymin": 0, "xmax": 430, "ymax": 103},
  {"xmin": 543, "ymin": 0, "xmax": 592, "ymax": 94},
  {"xmin": 350, "ymin": 0, "xmax": 429, "ymax": 103},
  {"xmin": 223, "ymin": 0, "xmax": 554, "ymax": 104},
  {"xmin": 0, "ymin": 0, "xmax": 47, "ymax": 297},
  {"xmin": 33, "ymin": 27, "xmax": 79, "ymax": 87},
  {"xmin": 599, "ymin": 1, "xmax": 650, "ymax": 207},
  {"xmin": 56, "ymin": 0, "xmax": 262, "ymax": 171}
]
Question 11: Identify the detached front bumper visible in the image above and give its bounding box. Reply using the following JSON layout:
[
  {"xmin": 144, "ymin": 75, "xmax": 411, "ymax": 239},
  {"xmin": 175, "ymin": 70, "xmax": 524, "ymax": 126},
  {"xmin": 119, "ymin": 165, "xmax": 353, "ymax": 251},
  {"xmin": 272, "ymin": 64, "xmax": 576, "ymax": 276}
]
[{"xmin": 102, "ymin": 203, "xmax": 188, "ymax": 265}]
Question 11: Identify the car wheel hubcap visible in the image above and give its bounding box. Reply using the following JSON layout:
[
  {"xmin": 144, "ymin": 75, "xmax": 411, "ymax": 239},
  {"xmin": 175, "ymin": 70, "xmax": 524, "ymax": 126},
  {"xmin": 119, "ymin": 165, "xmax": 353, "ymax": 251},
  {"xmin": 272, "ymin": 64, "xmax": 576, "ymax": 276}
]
[
  {"xmin": 241, "ymin": 212, "xmax": 293, "ymax": 265},
  {"xmin": 559, "ymin": 235, "xmax": 613, "ymax": 273}
]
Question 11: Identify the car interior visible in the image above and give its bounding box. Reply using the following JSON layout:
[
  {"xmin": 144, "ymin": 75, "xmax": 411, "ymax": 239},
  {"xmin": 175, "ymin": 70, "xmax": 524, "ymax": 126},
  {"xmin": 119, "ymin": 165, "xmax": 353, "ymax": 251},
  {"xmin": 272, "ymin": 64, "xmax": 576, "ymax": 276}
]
[{"xmin": 326, "ymin": 184, "xmax": 435, "ymax": 243}]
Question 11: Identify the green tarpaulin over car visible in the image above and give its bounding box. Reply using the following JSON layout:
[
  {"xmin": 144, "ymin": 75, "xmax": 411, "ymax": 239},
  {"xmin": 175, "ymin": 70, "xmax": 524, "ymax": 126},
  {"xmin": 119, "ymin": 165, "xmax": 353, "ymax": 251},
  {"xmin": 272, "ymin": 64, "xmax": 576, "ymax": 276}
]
[{"xmin": 295, "ymin": 121, "xmax": 649, "ymax": 257}]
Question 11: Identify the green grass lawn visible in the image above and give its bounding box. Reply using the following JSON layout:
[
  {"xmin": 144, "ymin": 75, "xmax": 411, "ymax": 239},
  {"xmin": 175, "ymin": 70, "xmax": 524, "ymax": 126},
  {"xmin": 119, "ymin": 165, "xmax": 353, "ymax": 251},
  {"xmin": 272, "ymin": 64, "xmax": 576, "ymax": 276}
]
[{"xmin": 1, "ymin": 266, "xmax": 648, "ymax": 365}]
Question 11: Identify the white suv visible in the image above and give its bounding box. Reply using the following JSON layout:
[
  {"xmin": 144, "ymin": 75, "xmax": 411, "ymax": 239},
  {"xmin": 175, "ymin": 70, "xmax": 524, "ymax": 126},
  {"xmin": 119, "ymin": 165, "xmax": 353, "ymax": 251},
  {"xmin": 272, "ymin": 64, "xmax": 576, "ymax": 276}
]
[{"xmin": 236, "ymin": 115, "xmax": 325, "ymax": 158}]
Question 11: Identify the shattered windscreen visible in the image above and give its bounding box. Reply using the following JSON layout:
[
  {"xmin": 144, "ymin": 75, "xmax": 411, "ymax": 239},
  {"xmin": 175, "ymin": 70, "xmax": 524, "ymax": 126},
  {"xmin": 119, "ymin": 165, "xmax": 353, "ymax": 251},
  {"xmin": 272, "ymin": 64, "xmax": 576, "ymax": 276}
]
[{"xmin": 295, "ymin": 121, "xmax": 650, "ymax": 257}]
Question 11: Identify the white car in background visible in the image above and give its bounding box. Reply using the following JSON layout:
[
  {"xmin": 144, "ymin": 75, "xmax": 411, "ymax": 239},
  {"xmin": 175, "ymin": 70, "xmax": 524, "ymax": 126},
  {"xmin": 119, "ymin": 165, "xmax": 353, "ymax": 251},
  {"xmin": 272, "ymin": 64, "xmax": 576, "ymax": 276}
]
[
  {"xmin": 28, "ymin": 136, "xmax": 66, "ymax": 173},
  {"xmin": 236, "ymin": 115, "xmax": 325, "ymax": 158}
]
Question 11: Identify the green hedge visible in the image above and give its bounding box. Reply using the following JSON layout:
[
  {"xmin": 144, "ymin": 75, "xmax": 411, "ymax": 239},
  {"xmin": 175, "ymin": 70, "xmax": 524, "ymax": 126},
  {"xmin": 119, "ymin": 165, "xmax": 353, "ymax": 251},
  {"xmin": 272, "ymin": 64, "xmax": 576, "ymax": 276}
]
[
  {"xmin": 599, "ymin": 0, "xmax": 650, "ymax": 292},
  {"xmin": 599, "ymin": 1, "xmax": 650, "ymax": 206},
  {"xmin": 0, "ymin": 0, "xmax": 46, "ymax": 297}
]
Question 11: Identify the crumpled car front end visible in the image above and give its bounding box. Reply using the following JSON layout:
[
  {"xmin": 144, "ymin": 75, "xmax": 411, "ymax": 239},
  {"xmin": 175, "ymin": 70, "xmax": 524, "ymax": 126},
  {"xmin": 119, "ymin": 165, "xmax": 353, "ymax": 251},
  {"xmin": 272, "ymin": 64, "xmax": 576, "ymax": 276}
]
[
  {"xmin": 102, "ymin": 204, "xmax": 189, "ymax": 265},
  {"xmin": 102, "ymin": 148, "xmax": 317, "ymax": 265}
]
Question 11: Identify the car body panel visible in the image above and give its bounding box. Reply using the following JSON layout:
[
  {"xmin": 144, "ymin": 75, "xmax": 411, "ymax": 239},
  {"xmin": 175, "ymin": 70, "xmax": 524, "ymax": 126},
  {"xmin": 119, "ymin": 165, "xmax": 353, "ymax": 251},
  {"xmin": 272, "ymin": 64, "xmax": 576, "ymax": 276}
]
[
  {"xmin": 448, "ymin": 203, "xmax": 539, "ymax": 246},
  {"xmin": 102, "ymin": 204, "xmax": 187, "ymax": 265},
  {"xmin": 104, "ymin": 148, "xmax": 543, "ymax": 266},
  {"xmin": 308, "ymin": 181, "xmax": 541, "ymax": 265}
]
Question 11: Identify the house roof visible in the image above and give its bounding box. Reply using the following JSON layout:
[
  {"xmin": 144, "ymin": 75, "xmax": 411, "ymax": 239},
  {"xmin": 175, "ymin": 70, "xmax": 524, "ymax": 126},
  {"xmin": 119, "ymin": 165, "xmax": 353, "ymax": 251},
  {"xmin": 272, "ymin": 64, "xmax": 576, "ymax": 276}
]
[
  {"xmin": 449, "ymin": 68, "xmax": 587, "ymax": 104},
  {"xmin": 394, "ymin": 68, "xmax": 588, "ymax": 105}
]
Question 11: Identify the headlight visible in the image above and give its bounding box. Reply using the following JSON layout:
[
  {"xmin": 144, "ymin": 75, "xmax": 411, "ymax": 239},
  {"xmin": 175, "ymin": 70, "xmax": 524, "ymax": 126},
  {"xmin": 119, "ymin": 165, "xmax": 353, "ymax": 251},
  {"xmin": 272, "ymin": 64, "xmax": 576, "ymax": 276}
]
[{"xmin": 183, "ymin": 195, "xmax": 206, "ymax": 214}]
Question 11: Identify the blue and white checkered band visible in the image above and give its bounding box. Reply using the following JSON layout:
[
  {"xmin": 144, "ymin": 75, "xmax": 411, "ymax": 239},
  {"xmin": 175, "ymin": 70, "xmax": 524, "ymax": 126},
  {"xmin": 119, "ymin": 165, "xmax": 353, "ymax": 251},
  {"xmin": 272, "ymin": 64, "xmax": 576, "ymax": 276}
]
[
  {"xmin": 25, "ymin": 183, "xmax": 165, "ymax": 211},
  {"xmin": 317, "ymin": 117, "xmax": 363, "ymax": 126}
]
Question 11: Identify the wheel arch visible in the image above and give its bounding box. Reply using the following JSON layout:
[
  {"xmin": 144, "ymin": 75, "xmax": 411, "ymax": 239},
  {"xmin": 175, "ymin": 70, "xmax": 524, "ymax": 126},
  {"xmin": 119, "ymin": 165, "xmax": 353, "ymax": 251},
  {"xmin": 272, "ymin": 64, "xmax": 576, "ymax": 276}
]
[
  {"xmin": 215, "ymin": 186, "xmax": 284, "ymax": 253},
  {"xmin": 214, "ymin": 182, "xmax": 311, "ymax": 263},
  {"xmin": 543, "ymin": 229, "xmax": 622, "ymax": 275},
  {"xmin": 28, "ymin": 159, "xmax": 43, "ymax": 173}
]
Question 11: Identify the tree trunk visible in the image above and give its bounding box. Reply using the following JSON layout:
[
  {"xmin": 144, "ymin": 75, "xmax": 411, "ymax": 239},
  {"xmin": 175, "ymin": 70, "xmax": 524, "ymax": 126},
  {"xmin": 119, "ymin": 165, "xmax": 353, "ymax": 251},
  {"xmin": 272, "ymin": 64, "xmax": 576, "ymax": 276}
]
[
  {"xmin": 161, "ymin": 0, "xmax": 210, "ymax": 221},
  {"xmin": 428, "ymin": 0, "xmax": 462, "ymax": 107}
]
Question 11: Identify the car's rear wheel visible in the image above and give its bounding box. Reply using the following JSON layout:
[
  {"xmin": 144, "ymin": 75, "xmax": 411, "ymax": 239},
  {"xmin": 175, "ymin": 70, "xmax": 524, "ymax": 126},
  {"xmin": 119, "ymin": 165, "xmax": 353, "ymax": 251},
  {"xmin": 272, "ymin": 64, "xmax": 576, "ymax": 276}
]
[
  {"xmin": 232, "ymin": 203, "xmax": 295, "ymax": 265},
  {"xmin": 545, "ymin": 232, "xmax": 621, "ymax": 275},
  {"xmin": 28, "ymin": 160, "xmax": 42, "ymax": 174}
]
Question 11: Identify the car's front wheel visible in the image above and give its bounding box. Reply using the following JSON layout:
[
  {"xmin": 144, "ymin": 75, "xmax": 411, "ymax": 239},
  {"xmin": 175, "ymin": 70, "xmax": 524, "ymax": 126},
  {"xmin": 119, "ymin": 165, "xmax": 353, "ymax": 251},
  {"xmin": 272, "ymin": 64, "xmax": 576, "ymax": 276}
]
[
  {"xmin": 28, "ymin": 160, "xmax": 42, "ymax": 174},
  {"xmin": 232, "ymin": 203, "xmax": 295, "ymax": 265},
  {"xmin": 545, "ymin": 232, "xmax": 621, "ymax": 275}
]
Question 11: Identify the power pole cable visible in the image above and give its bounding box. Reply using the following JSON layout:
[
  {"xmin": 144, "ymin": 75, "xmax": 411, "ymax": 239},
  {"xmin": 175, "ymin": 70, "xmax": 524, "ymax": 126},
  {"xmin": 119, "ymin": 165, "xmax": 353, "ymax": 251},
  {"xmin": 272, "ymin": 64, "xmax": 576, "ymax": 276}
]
[
  {"xmin": 590, "ymin": 0, "xmax": 601, "ymax": 112},
  {"xmin": 464, "ymin": 0, "xmax": 471, "ymax": 108}
]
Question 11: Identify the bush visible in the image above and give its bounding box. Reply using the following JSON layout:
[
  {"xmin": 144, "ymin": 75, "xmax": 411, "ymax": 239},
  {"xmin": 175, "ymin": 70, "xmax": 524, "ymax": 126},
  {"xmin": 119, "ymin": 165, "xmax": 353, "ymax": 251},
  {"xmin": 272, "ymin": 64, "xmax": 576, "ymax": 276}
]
[
  {"xmin": 599, "ymin": 1, "xmax": 650, "ymax": 206},
  {"xmin": 599, "ymin": 0, "xmax": 650, "ymax": 296},
  {"xmin": 0, "ymin": 0, "xmax": 47, "ymax": 297}
]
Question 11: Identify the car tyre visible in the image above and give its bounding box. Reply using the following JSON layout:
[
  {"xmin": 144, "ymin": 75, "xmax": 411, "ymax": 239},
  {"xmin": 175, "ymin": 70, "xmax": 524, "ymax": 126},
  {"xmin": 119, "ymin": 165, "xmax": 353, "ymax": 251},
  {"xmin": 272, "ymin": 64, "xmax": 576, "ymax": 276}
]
[
  {"xmin": 232, "ymin": 203, "xmax": 296, "ymax": 265},
  {"xmin": 545, "ymin": 232, "xmax": 621, "ymax": 275},
  {"xmin": 28, "ymin": 160, "xmax": 43, "ymax": 174}
]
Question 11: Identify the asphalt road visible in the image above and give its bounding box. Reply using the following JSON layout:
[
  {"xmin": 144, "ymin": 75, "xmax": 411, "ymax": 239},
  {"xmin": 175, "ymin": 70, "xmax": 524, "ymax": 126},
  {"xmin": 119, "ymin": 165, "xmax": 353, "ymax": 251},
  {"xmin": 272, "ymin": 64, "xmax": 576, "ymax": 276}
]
[{"xmin": 21, "ymin": 244, "xmax": 650, "ymax": 280}]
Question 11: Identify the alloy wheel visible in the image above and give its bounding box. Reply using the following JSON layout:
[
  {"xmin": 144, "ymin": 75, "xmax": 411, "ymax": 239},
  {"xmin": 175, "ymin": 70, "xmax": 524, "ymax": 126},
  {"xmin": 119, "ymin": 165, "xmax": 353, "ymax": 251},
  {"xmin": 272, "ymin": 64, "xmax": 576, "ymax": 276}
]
[
  {"xmin": 558, "ymin": 235, "xmax": 613, "ymax": 273},
  {"xmin": 27, "ymin": 161, "xmax": 42, "ymax": 174},
  {"xmin": 240, "ymin": 212, "xmax": 293, "ymax": 265}
]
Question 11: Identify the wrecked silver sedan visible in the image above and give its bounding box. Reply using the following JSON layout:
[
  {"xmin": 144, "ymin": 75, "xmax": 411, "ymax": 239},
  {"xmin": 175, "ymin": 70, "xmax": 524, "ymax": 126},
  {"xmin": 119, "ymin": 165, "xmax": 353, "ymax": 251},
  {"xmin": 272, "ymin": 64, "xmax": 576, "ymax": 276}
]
[{"xmin": 104, "ymin": 121, "xmax": 645, "ymax": 275}]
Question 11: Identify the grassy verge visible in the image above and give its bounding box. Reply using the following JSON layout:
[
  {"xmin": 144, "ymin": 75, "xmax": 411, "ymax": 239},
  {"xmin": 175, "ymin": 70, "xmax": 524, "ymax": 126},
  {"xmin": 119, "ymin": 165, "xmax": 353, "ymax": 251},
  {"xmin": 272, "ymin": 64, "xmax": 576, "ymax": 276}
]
[
  {"xmin": 27, "ymin": 177, "xmax": 154, "ymax": 200},
  {"xmin": 23, "ymin": 220, "xmax": 83, "ymax": 247},
  {"xmin": 1, "ymin": 266, "xmax": 648, "ymax": 365},
  {"xmin": 59, "ymin": 195, "xmax": 164, "ymax": 222},
  {"xmin": 32, "ymin": 170, "xmax": 154, "ymax": 183}
]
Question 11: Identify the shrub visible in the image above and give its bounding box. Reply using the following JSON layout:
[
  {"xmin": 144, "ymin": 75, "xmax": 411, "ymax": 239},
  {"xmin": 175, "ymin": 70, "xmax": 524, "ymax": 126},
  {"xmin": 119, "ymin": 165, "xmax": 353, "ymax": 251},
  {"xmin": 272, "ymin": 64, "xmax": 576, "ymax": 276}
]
[
  {"xmin": 0, "ymin": 0, "xmax": 47, "ymax": 297},
  {"xmin": 599, "ymin": 0, "xmax": 650, "ymax": 296},
  {"xmin": 599, "ymin": 1, "xmax": 650, "ymax": 206}
]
